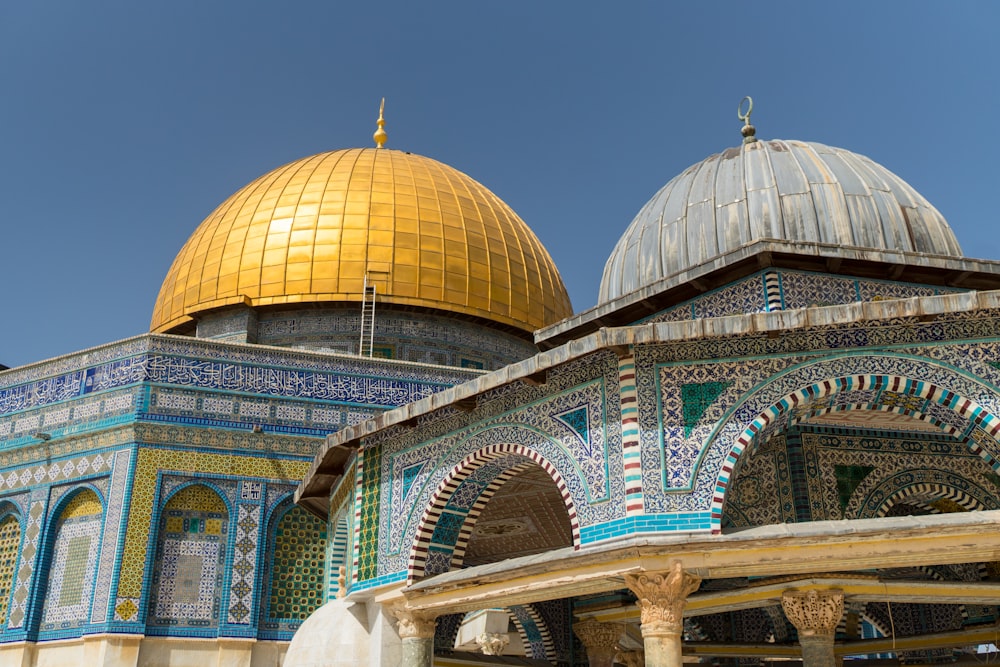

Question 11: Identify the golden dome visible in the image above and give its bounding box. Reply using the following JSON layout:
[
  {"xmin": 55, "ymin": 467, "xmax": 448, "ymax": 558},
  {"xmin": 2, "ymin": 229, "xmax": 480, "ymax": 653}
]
[{"xmin": 151, "ymin": 148, "xmax": 572, "ymax": 333}]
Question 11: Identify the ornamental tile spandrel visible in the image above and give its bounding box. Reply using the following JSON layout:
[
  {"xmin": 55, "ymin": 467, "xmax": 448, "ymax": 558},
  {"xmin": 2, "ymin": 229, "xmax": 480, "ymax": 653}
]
[{"xmin": 624, "ymin": 561, "xmax": 702, "ymax": 636}]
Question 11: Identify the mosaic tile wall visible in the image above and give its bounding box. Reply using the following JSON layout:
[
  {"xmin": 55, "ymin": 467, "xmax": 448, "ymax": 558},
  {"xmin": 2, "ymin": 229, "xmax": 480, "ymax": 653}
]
[
  {"xmin": 643, "ymin": 270, "xmax": 967, "ymax": 323},
  {"xmin": 358, "ymin": 350, "xmax": 623, "ymax": 580},
  {"xmin": 39, "ymin": 489, "xmax": 103, "ymax": 635},
  {"xmin": 0, "ymin": 514, "xmax": 20, "ymax": 627},
  {"xmin": 0, "ymin": 333, "xmax": 480, "ymax": 444},
  {"xmin": 637, "ymin": 311, "xmax": 1000, "ymax": 520},
  {"xmin": 115, "ymin": 449, "xmax": 310, "ymax": 624},
  {"xmin": 261, "ymin": 506, "xmax": 326, "ymax": 635},
  {"xmin": 147, "ymin": 484, "xmax": 229, "ymax": 633}
]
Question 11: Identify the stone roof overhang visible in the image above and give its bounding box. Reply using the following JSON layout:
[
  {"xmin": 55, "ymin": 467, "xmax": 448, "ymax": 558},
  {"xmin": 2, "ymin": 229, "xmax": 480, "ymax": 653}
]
[
  {"xmin": 399, "ymin": 510, "xmax": 1000, "ymax": 615},
  {"xmin": 536, "ymin": 240, "xmax": 1000, "ymax": 350},
  {"xmin": 296, "ymin": 286, "xmax": 1000, "ymax": 519}
]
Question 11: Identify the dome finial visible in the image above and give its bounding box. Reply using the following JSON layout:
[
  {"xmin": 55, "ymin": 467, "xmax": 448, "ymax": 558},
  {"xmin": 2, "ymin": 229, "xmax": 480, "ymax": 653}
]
[
  {"xmin": 373, "ymin": 98, "xmax": 387, "ymax": 148},
  {"xmin": 738, "ymin": 96, "xmax": 757, "ymax": 144}
]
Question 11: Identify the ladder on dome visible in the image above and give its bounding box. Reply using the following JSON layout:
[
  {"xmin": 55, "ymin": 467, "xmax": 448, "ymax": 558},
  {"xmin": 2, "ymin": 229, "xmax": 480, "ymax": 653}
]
[{"xmin": 359, "ymin": 275, "xmax": 377, "ymax": 357}]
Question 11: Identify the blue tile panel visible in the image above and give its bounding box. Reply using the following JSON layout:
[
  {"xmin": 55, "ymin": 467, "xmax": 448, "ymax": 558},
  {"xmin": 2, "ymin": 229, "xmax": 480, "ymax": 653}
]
[{"xmin": 579, "ymin": 513, "xmax": 713, "ymax": 544}]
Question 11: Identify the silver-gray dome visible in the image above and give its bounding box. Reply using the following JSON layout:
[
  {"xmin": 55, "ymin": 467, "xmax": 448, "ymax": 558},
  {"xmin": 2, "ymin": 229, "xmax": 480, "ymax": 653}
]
[{"xmin": 599, "ymin": 140, "xmax": 962, "ymax": 303}]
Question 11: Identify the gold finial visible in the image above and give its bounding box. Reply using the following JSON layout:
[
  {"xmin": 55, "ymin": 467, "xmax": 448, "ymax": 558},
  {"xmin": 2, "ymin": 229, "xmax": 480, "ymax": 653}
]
[
  {"xmin": 738, "ymin": 96, "xmax": 757, "ymax": 144},
  {"xmin": 373, "ymin": 98, "xmax": 387, "ymax": 148}
]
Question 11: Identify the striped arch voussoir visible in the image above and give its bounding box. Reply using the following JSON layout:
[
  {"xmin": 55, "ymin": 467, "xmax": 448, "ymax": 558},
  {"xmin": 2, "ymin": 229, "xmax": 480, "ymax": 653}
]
[{"xmin": 407, "ymin": 443, "xmax": 579, "ymax": 583}]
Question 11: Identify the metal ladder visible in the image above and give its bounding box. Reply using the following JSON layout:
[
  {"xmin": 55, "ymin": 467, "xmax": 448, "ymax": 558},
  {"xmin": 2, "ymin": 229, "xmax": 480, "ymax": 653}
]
[{"xmin": 359, "ymin": 275, "xmax": 377, "ymax": 357}]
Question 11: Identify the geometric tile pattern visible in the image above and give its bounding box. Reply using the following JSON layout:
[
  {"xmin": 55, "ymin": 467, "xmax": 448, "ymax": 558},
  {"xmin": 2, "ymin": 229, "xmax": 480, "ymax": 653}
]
[
  {"xmin": 0, "ymin": 453, "xmax": 113, "ymax": 495},
  {"xmin": 7, "ymin": 495, "xmax": 44, "ymax": 629},
  {"xmin": 0, "ymin": 514, "xmax": 21, "ymax": 627},
  {"xmin": 356, "ymin": 446, "xmax": 382, "ymax": 583},
  {"xmin": 147, "ymin": 484, "xmax": 229, "ymax": 632},
  {"xmin": 264, "ymin": 506, "xmax": 326, "ymax": 629},
  {"xmin": 39, "ymin": 489, "xmax": 103, "ymax": 633},
  {"xmin": 619, "ymin": 356, "xmax": 643, "ymax": 515},
  {"xmin": 227, "ymin": 503, "xmax": 260, "ymax": 625},
  {"xmin": 90, "ymin": 449, "xmax": 131, "ymax": 625}
]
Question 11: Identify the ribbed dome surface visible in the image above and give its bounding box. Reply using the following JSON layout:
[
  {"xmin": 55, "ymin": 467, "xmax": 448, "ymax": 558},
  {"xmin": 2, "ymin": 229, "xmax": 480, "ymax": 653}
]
[
  {"xmin": 600, "ymin": 140, "xmax": 962, "ymax": 303},
  {"xmin": 152, "ymin": 148, "xmax": 572, "ymax": 333}
]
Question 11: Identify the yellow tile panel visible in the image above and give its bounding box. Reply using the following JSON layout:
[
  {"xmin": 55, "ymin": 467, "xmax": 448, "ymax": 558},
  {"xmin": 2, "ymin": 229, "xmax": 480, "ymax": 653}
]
[{"xmin": 151, "ymin": 148, "xmax": 572, "ymax": 333}]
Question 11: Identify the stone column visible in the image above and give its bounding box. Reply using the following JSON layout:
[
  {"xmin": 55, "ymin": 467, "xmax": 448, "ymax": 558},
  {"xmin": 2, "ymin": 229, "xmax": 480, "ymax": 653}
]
[
  {"xmin": 616, "ymin": 649, "xmax": 646, "ymax": 667},
  {"xmin": 394, "ymin": 607, "xmax": 437, "ymax": 667},
  {"xmin": 573, "ymin": 619, "xmax": 623, "ymax": 667},
  {"xmin": 624, "ymin": 562, "xmax": 701, "ymax": 667},
  {"xmin": 780, "ymin": 589, "xmax": 844, "ymax": 667}
]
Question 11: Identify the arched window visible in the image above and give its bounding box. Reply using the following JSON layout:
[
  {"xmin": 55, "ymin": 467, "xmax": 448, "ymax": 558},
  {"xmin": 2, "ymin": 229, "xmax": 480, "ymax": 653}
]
[
  {"xmin": 261, "ymin": 505, "xmax": 326, "ymax": 636},
  {"xmin": 147, "ymin": 484, "xmax": 228, "ymax": 634},
  {"xmin": 0, "ymin": 512, "xmax": 22, "ymax": 628},
  {"xmin": 39, "ymin": 489, "xmax": 103, "ymax": 634}
]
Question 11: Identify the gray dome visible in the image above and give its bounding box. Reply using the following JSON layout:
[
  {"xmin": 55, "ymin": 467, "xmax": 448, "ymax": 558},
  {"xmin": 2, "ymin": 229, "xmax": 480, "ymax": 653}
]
[{"xmin": 599, "ymin": 140, "xmax": 962, "ymax": 303}]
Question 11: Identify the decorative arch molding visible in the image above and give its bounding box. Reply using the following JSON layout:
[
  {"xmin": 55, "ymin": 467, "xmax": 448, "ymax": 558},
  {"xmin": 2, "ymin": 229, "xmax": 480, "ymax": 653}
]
[
  {"xmin": 159, "ymin": 478, "xmax": 236, "ymax": 517},
  {"xmin": 327, "ymin": 513, "xmax": 351, "ymax": 600},
  {"xmin": 387, "ymin": 422, "xmax": 588, "ymax": 573},
  {"xmin": 508, "ymin": 603, "xmax": 557, "ymax": 662},
  {"xmin": 407, "ymin": 441, "xmax": 579, "ymax": 583},
  {"xmin": 705, "ymin": 353, "xmax": 1000, "ymax": 532},
  {"xmin": 0, "ymin": 500, "xmax": 23, "ymax": 525},
  {"xmin": 34, "ymin": 485, "xmax": 105, "ymax": 637},
  {"xmin": 145, "ymin": 482, "xmax": 230, "ymax": 635},
  {"xmin": 853, "ymin": 476, "xmax": 995, "ymax": 520}
]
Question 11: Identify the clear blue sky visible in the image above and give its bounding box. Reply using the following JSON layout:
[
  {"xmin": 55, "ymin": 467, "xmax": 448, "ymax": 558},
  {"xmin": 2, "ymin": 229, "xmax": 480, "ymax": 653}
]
[{"xmin": 2, "ymin": 2, "xmax": 998, "ymax": 368}]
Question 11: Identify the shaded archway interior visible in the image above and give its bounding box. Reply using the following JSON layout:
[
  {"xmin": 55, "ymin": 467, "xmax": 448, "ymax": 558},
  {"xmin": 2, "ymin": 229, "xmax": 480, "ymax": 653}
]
[{"xmin": 461, "ymin": 464, "xmax": 574, "ymax": 567}]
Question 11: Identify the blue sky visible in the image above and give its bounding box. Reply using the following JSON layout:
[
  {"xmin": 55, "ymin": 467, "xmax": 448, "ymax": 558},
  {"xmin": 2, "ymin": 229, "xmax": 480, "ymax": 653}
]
[{"xmin": 2, "ymin": 2, "xmax": 998, "ymax": 368}]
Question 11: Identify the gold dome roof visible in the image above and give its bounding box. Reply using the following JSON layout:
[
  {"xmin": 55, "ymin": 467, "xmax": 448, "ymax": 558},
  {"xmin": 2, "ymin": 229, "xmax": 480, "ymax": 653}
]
[{"xmin": 151, "ymin": 148, "xmax": 572, "ymax": 333}]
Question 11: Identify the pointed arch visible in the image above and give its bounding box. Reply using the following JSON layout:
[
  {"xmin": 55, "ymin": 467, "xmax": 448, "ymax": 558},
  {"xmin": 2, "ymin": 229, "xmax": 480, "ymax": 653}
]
[
  {"xmin": 327, "ymin": 512, "xmax": 350, "ymax": 600},
  {"xmin": 258, "ymin": 497, "xmax": 327, "ymax": 638},
  {"xmin": 36, "ymin": 486, "xmax": 104, "ymax": 637},
  {"xmin": 859, "ymin": 478, "xmax": 995, "ymax": 520},
  {"xmin": 146, "ymin": 483, "xmax": 229, "ymax": 635},
  {"xmin": 706, "ymin": 355, "xmax": 1000, "ymax": 532},
  {"xmin": 0, "ymin": 502, "xmax": 23, "ymax": 630},
  {"xmin": 407, "ymin": 443, "xmax": 578, "ymax": 583}
]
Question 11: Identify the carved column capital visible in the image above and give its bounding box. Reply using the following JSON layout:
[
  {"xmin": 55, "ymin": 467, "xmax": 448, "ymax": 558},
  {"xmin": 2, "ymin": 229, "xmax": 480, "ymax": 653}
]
[
  {"xmin": 573, "ymin": 619, "xmax": 622, "ymax": 667},
  {"xmin": 780, "ymin": 589, "xmax": 844, "ymax": 638},
  {"xmin": 573, "ymin": 619, "xmax": 623, "ymax": 650},
  {"xmin": 390, "ymin": 604, "xmax": 438, "ymax": 640},
  {"xmin": 476, "ymin": 632, "xmax": 510, "ymax": 656},
  {"xmin": 624, "ymin": 562, "xmax": 702, "ymax": 637}
]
